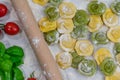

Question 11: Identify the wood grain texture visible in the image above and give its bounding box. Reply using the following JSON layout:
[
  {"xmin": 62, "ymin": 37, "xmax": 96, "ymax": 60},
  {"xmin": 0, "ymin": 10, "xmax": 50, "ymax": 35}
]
[{"xmin": 10, "ymin": 0, "xmax": 62, "ymax": 80}]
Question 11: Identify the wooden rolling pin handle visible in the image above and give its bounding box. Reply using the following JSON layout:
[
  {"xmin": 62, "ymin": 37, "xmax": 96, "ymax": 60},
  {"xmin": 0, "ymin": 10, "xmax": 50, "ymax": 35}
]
[{"xmin": 10, "ymin": 0, "xmax": 62, "ymax": 80}]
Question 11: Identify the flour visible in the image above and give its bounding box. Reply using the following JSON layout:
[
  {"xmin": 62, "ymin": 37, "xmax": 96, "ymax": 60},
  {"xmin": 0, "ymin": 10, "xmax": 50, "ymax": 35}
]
[{"xmin": 27, "ymin": 0, "xmax": 117, "ymax": 80}]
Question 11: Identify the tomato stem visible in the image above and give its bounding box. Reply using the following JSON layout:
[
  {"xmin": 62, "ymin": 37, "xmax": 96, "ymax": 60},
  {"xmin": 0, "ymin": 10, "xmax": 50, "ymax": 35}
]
[
  {"xmin": 30, "ymin": 71, "xmax": 35, "ymax": 78},
  {"xmin": 0, "ymin": 24, "xmax": 5, "ymax": 30}
]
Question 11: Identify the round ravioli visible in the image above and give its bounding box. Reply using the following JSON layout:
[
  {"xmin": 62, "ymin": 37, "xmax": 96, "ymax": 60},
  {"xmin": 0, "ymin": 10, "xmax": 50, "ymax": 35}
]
[
  {"xmin": 107, "ymin": 26, "xmax": 120, "ymax": 42},
  {"xmin": 100, "ymin": 57, "xmax": 116, "ymax": 76},
  {"xmin": 73, "ymin": 10, "xmax": 89, "ymax": 26},
  {"xmin": 88, "ymin": 15, "xmax": 103, "ymax": 32},
  {"xmin": 91, "ymin": 32, "xmax": 109, "ymax": 44},
  {"xmin": 94, "ymin": 48, "xmax": 112, "ymax": 65},
  {"xmin": 88, "ymin": 1, "xmax": 106, "ymax": 15},
  {"xmin": 59, "ymin": 34, "xmax": 76, "ymax": 52},
  {"xmin": 111, "ymin": 1, "xmax": 120, "ymax": 15},
  {"xmin": 75, "ymin": 40, "xmax": 94, "ymax": 56},
  {"xmin": 102, "ymin": 9, "xmax": 119, "ymax": 27},
  {"xmin": 56, "ymin": 52, "xmax": 72, "ymax": 69},
  {"xmin": 78, "ymin": 59, "xmax": 97, "ymax": 76},
  {"xmin": 57, "ymin": 18, "xmax": 74, "ymax": 33},
  {"xmin": 32, "ymin": 0, "xmax": 48, "ymax": 6},
  {"xmin": 106, "ymin": 72, "xmax": 120, "ymax": 80},
  {"xmin": 39, "ymin": 17, "xmax": 57, "ymax": 32},
  {"xmin": 71, "ymin": 25, "xmax": 88, "ymax": 39},
  {"xmin": 45, "ymin": 6, "xmax": 59, "ymax": 21},
  {"xmin": 44, "ymin": 30, "xmax": 59, "ymax": 44},
  {"xmin": 59, "ymin": 2, "xmax": 76, "ymax": 18}
]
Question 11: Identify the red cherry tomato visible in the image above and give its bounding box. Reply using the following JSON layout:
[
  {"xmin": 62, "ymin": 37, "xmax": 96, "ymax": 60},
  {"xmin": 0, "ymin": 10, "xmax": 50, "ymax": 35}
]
[
  {"xmin": 27, "ymin": 78, "xmax": 36, "ymax": 80},
  {"xmin": 0, "ymin": 3, "xmax": 8, "ymax": 17},
  {"xmin": 4, "ymin": 22, "xmax": 20, "ymax": 35}
]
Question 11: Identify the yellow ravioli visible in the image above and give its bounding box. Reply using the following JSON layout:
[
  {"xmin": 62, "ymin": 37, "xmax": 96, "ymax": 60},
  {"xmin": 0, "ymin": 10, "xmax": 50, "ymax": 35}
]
[
  {"xmin": 107, "ymin": 26, "xmax": 120, "ymax": 42},
  {"xmin": 57, "ymin": 18, "xmax": 74, "ymax": 33},
  {"xmin": 59, "ymin": 2, "xmax": 77, "ymax": 18},
  {"xmin": 94, "ymin": 48, "xmax": 112, "ymax": 65},
  {"xmin": 105, "ymin": 72, "xmax": 120, "ymax": 80},
  {"xmin": 59, "ymin": 34, "xmax": 76, "ymax": 52},
  {"xmin": 56, "ymin": 52, "xmax": 72, "ymax": 69},
  {"xmin": 39, "ymin": 17, "xmax": 57, "ymax": 32},
  {"xmin": 88, "ymin": 15, "xmax": 103, "ymax": 32},
  {"xmin": 102, "ymin": 9, "xmax": 118, "ymax": 27},
  {"xmin": 75, "ymin": 40, "xmax": 94, "ymax": 56},
  {"xmin": 32, "ymin": 0, "xmax": 48, "ymax": 6}
]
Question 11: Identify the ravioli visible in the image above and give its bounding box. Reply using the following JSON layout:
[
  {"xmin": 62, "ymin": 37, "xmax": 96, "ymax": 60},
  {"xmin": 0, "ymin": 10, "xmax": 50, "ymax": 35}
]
[
  {"xmin": 39, "ymin": 17, "xmax": 57, "ymax": 32},
  {"xmin": 56, "ymin": 52, "xmax": 72, "ymax": 69},
  {"xmin": 91, "ymin": 32, "xmax": 109, "ymax": 44},
  {"xmin": 45, "ymin": 6, "xmax": 59, "ymax": 21},
  {"xmin": 59, "ymin": 2, "xmax": 76, "ymax": 18},
  {"xmin": 73, "ymin": 10, "xmax": 89, "ymax": 26},
  {"xmin": 107, "ymin": 26, "xmax": 120, "ymax": 42},
  {"xmin": 94, "ymin": 48, "xmax": 112, "ymax": 65},
  {"xmin": 78, "ymin": 59, "xmax": 97, "ymax": 76},
  {"xmin": 111, "ymin": 1, "xmax": 120, "ymax": 15},
  {"xmin": 102, "ymin": 9, "xmax": 118, "ymax": 27},
  {"xmin": 75, "ymin": 40, "xmax": 94, "ymax": 56},
  {"xmin": 59, "ymin": 34, "xmax": 76, "ymax": 52},
  {"xmin": 88, "ymin": 1, "xmax": 106, "ymax": 15},
  {"xmin": 100, "ymin": 57, "xmax": 116, "ymax": 76},
  {"xmin": 57, "ymin": 18, "xmax": 74, "ymax": 33},
  {"xmin": 88, "ymin": 15, "xmax": 103, "ymax": 32}
]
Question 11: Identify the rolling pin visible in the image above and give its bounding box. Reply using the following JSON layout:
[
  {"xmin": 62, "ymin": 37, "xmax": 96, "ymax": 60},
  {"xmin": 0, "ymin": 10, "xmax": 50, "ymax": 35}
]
[{"xmin": 10, "ymin": 0, "xmax": 62, "ymax": 80}]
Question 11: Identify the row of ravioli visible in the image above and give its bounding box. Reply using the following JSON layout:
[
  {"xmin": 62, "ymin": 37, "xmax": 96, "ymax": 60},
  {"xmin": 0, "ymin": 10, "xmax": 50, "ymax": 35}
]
[{"xmin": 32, "ymin": 0, "xmax": 120, "ymax": 80}]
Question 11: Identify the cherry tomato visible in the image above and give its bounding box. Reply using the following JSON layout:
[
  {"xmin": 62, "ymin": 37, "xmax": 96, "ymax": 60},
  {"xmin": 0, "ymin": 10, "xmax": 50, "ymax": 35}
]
[
  {"xmin": 4, "ymin": 22, "xmax": 20, "ymax": 35},
  {"xmin": 27, "ymin": 72, "xmax": 36, "ymax": 80},
  {"xmin": 0, "ymin": 3, "xmax": 8, "ymax": 17},
  {"xmin": 27, "ymin": 78, "xmax": 36, "ymax": 80}
]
